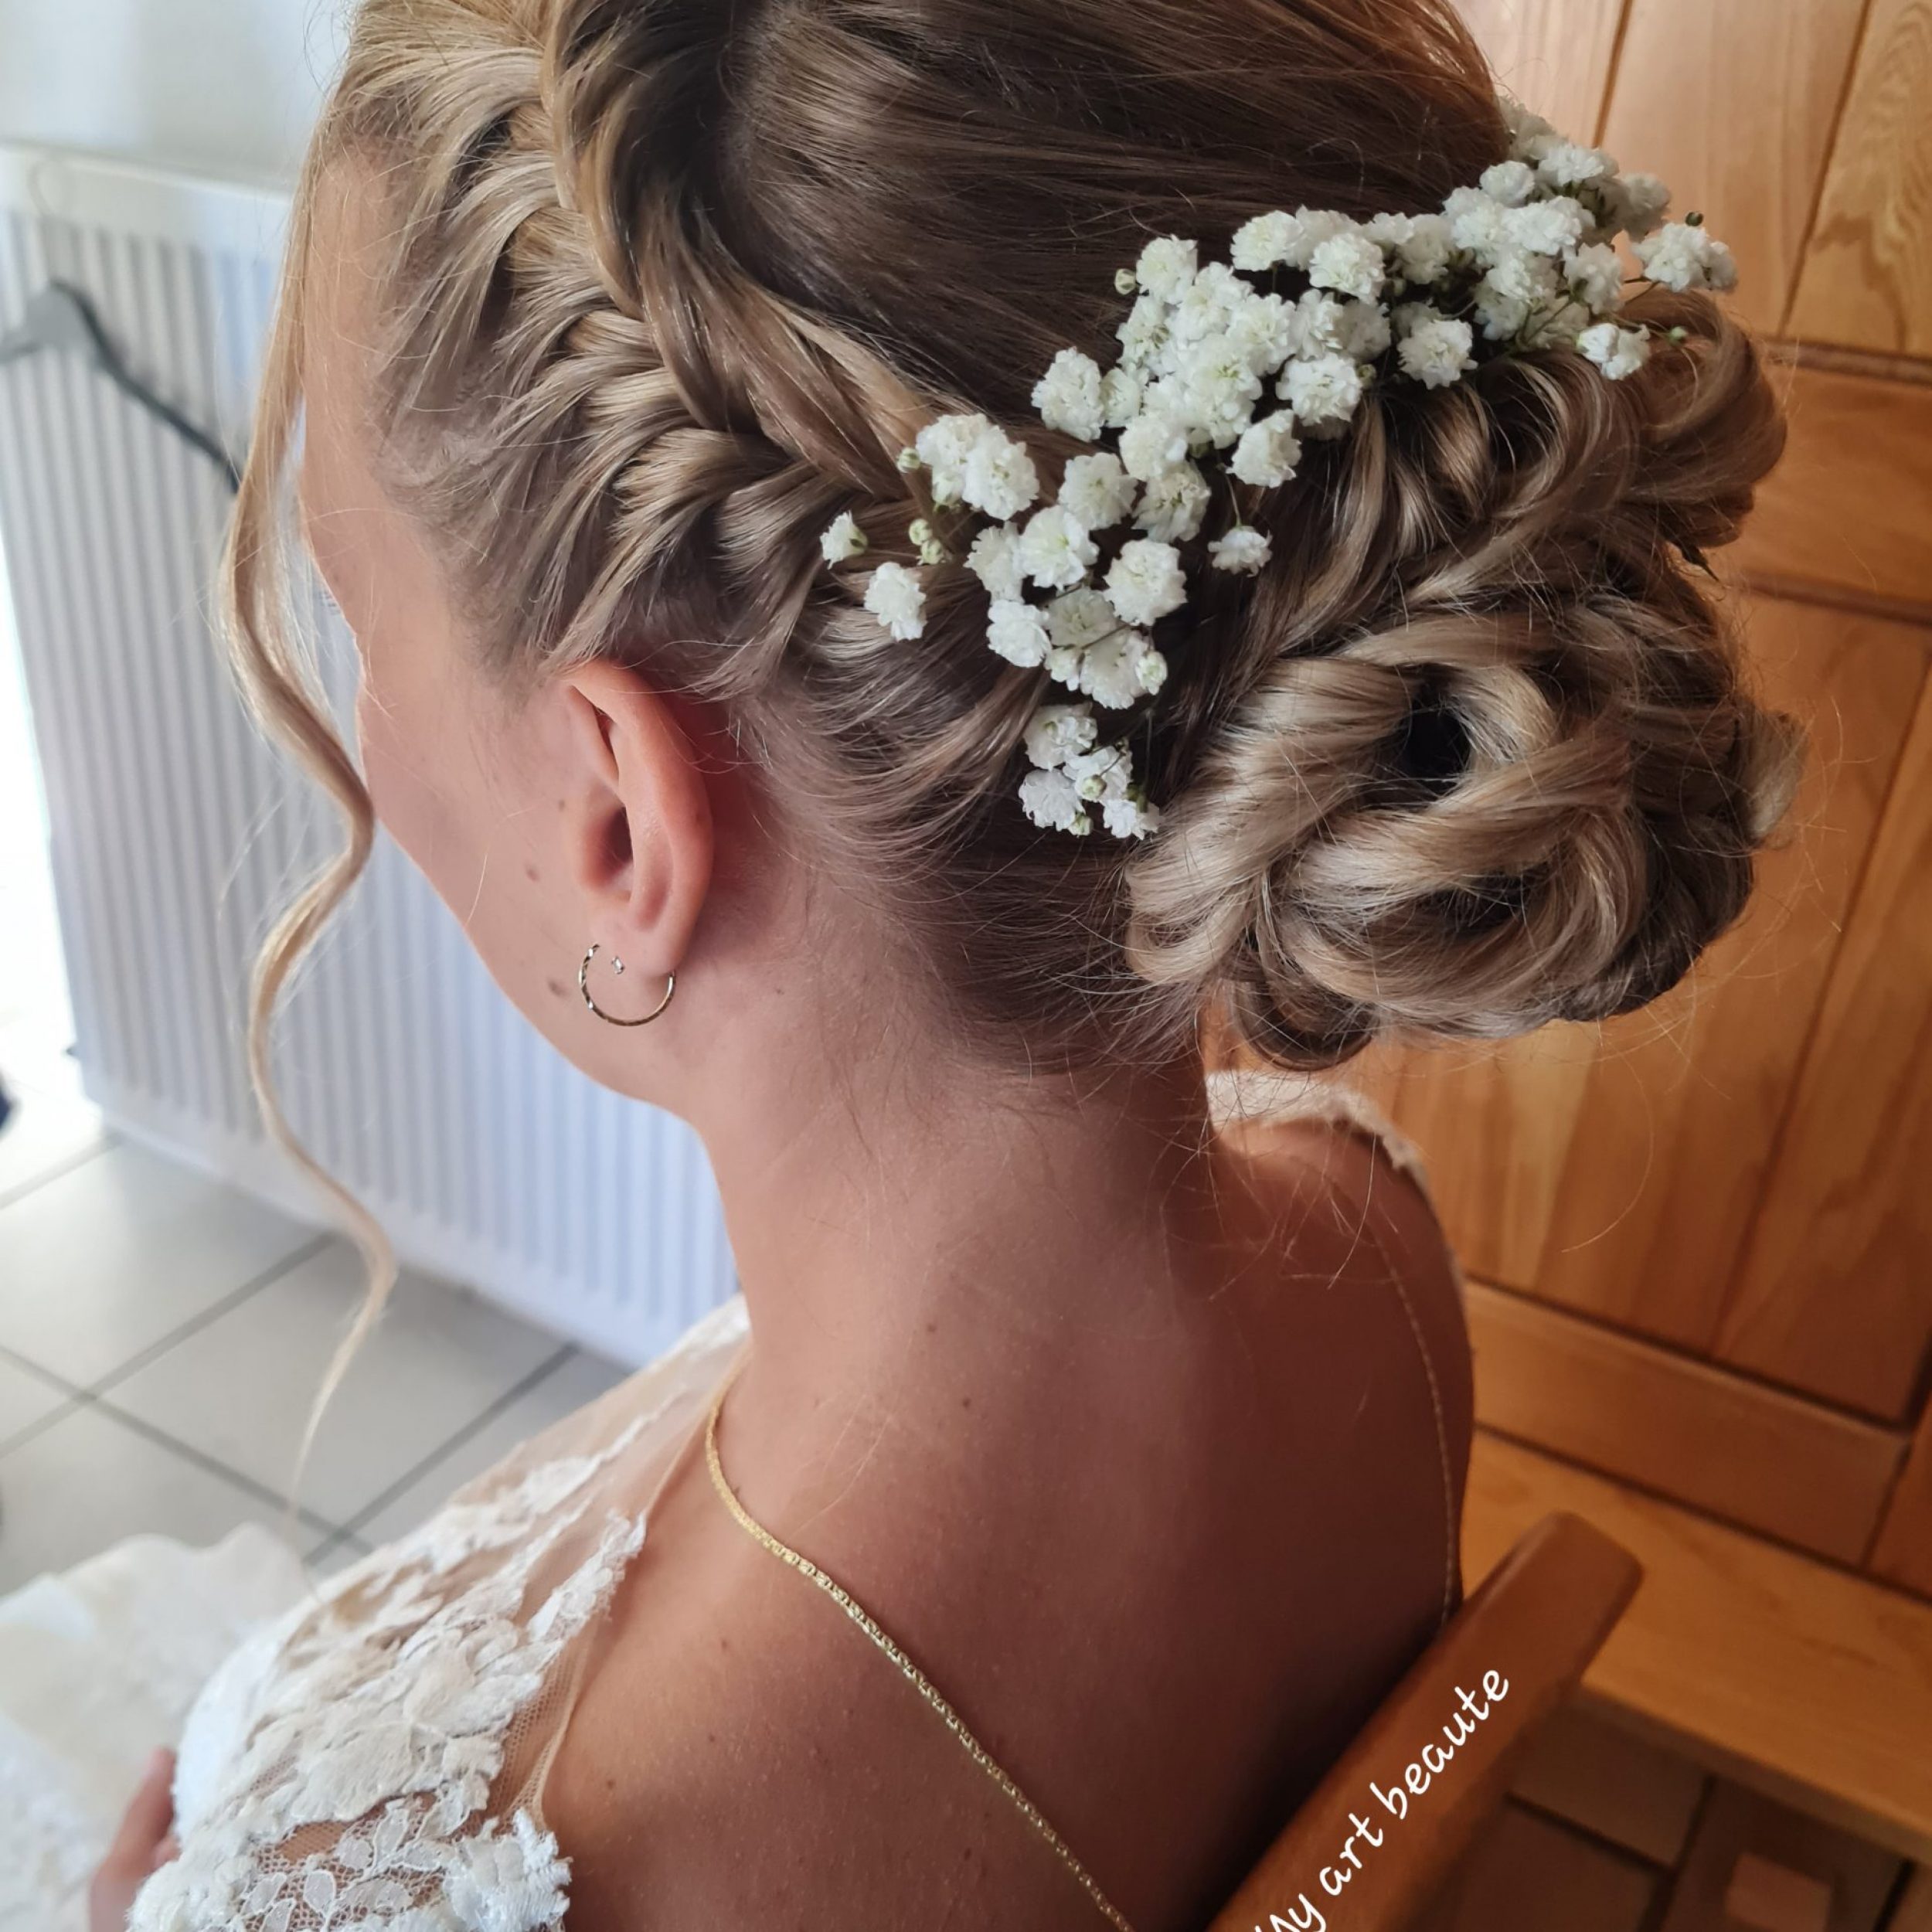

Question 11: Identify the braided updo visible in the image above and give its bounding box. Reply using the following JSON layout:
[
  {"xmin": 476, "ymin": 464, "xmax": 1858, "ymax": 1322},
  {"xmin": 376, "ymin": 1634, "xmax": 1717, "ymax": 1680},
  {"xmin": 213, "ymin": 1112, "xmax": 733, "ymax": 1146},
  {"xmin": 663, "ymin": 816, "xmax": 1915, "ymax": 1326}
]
[{"xmin": 231, "ymin": 0, "xmax": 1804, "ymax": 1100}]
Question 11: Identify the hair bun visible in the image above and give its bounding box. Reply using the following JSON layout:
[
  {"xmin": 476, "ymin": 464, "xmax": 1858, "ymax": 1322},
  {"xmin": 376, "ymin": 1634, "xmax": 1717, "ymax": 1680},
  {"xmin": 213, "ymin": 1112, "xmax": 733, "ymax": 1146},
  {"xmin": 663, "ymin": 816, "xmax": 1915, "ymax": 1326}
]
[{"xmin": 1123, "ymin": 296, "xmax": 1807, "ymax": 1070}]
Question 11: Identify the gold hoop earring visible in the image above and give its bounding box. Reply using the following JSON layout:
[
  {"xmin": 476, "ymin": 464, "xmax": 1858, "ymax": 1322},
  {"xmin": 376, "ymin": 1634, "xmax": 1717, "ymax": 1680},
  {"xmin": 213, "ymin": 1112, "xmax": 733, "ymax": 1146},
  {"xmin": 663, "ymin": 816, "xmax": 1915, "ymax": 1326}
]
[{"xmin": 579, "ymin": 944, "xmax": 676, "ymax": 1026}]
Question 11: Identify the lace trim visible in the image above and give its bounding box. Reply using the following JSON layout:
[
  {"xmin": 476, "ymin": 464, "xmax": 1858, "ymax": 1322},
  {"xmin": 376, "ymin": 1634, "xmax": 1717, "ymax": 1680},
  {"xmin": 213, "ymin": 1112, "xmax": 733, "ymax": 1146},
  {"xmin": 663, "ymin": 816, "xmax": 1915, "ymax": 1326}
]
[{"xmin": 130, "ymin": 1404, "xmax": 674, "ymax": 1932}]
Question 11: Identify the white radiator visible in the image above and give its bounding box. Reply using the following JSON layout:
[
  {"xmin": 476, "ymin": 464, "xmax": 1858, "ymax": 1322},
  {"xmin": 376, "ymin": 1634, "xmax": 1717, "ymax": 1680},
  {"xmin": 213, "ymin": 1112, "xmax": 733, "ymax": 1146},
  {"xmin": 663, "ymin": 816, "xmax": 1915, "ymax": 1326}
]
[{"xmin": 0, "ymin": 146, "xmax": 736, "ymax": 1365}]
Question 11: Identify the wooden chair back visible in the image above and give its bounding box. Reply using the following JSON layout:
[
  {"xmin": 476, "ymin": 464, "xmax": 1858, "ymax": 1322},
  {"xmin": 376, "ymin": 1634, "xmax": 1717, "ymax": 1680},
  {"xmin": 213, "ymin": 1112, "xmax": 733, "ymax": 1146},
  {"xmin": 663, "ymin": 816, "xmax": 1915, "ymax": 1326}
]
[{"xmin": 1203, "ymin": 1511, "xmax": 1642, "ymax": 1932}]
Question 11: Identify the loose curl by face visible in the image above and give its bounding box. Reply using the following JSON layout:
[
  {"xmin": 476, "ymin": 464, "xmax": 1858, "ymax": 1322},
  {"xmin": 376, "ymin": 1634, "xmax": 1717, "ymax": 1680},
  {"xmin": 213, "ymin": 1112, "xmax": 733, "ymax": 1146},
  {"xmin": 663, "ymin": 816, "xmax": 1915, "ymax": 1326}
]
[{"xmin": 229, "ymin": 0, "xmax": 1804, "ymax": 1179}]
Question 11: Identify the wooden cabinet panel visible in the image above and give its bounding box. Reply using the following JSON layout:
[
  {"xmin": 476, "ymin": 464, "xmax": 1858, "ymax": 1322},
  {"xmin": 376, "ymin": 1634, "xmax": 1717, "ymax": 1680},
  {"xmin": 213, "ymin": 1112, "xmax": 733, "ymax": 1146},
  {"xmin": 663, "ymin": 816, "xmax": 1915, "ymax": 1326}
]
[
  {"xmin": 1732, "ymin": 362, "xmax": 1932, "ymax": 622},
  {"xmin": 1600, "ymin": 0, "xmax": 1869, "ymax": 339},
  {"xmin": 1787, "ymin": 0, "xmax": 1932, "ymax": 357},
  {"xmin": 1530, "ymin": 601, "xmax": 1927, "ymax": 1343},
  {"xmin": 1467, "ymin": 1281, "xmax": 1906, "ymax": 1563},
  {"xmin": 1892, "ymin": 1866, "xmax": 1932, "ymax": 1932},
  {"xmin": 1464, "ymin": 1432, "xmax": 1932, "ymax": 1862},
  {"xmin": 1346, "ymin": 1030, "xmax": 1597, "ymax": 1291},
  {"xmin": 1655, "ymin": 1783, "xmax": 1901, "ymax": 1932},
  {"xmin": 1719, "ymin": 672, "xmax": 1932, "ymax": 1418},
  {"xmin": 1413, "ymin": 1800, "xmax": 1660, "ymax": 1932},
  {"xmin": 1872, "ymin": 1404, "xmax": 1932, "ymax": 1594},
  {"xmin": 1352, "ymin": 601, "xmax": 1924, "ymax": 1340},
  {"xmin": 1453, "ymin": 0, "xmax": 1626, "ymax": 141},
  {"xmin": 1508, "ymin": 1704, "xmax": 1708, "ymax": 1866}
]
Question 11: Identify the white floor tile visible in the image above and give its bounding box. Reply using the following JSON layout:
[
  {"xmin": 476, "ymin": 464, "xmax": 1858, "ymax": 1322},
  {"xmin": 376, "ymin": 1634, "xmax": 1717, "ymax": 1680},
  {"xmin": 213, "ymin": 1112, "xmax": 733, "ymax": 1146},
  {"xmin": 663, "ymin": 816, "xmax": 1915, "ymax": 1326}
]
[
  {"xmin": 350, "ymin": 1347, "xmax": 631, "ymax": 1548},
  {"xmin": 304, "ymin": 1530, "xmax": 373, "ymax": 1578},
  {"xmin": 0, "ymin": 1401, "xmax": 329, "ymax": 1594},
  {"xmin": 0, "ymin": 1141, "xmax": 320, "ymax": 1386},
  {"xmin": 0, "ymin": 1349, "xmax": 77, "ymax": 1453},
  {"xmin": 0, "ymin": 1077, "xmax": 107, "ymax": 1208},
  {"xmin": 104, "ymin": 1240, "xmax": 575, "ymax": 1529}
]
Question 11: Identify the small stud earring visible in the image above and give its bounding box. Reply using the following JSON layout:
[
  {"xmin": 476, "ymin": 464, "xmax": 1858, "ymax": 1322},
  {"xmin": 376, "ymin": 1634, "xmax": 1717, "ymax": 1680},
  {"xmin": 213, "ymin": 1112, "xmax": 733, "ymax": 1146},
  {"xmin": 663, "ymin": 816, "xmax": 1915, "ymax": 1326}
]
[{"xmin": 579, "ymin": 943, "xmax": 675, "ymax": 1026}]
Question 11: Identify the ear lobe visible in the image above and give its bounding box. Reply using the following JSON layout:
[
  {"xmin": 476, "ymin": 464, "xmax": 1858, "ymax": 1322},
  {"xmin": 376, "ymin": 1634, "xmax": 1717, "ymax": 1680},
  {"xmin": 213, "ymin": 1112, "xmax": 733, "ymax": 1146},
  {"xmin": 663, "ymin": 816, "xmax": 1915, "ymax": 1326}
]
[{"xmin": 556, "ymin": 665, "xmax": 714, "ymax": 978}]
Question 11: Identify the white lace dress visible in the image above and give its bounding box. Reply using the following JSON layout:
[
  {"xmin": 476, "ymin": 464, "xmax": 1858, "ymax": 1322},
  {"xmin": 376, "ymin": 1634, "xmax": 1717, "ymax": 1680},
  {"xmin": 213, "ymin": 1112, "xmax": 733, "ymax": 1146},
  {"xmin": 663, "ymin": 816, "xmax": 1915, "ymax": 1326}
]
[
  {"xmin": 0, "ymin": 1070, "xmax": 1446, "ymax": 1932},
  {"xmin": 131, "ymin": 1291, "xmax": 754, "ymax": 1932}
]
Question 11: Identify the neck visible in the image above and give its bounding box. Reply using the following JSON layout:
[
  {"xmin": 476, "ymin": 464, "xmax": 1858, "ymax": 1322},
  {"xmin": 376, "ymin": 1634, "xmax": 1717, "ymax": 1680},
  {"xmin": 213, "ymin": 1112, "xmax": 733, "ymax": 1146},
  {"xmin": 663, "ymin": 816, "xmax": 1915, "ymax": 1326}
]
[{"xmin": 685, "ymin": 1025, "xmax": 1246, "ymax": 1495}]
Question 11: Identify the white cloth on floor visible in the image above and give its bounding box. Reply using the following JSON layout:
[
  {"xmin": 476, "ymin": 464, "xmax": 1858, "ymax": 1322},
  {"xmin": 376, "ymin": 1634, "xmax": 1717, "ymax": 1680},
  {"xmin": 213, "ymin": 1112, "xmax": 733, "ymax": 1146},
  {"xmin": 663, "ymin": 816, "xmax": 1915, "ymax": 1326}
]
[{"xmin": 0, "ymin": 1523, "xmax": 312, "ymax": 1931}]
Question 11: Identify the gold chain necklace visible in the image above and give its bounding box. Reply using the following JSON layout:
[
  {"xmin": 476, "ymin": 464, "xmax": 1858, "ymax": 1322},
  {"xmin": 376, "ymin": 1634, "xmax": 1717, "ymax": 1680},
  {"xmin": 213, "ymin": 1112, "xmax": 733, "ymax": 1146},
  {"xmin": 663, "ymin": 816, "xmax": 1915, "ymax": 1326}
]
[{"xmin": 702, "ymin": 1362, "xmax": 1138, "ymax": 1932}]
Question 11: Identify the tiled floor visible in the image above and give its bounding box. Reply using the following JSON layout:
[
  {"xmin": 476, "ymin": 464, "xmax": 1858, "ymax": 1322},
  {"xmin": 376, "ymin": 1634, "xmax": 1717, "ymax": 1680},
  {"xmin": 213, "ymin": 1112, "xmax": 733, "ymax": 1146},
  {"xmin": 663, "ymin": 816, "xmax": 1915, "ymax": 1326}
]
[{"xmin": 0, "ymin": 1060, "xmax": 628, "ymax": 1592}]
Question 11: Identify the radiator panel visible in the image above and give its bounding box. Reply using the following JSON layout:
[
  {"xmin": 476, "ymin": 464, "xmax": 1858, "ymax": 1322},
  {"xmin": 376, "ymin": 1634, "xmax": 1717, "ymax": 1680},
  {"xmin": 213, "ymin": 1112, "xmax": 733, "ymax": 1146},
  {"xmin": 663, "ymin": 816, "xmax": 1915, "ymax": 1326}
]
[{"xmin": 0, "ymin": 148, "xmax": 736, "ymax": 1364}]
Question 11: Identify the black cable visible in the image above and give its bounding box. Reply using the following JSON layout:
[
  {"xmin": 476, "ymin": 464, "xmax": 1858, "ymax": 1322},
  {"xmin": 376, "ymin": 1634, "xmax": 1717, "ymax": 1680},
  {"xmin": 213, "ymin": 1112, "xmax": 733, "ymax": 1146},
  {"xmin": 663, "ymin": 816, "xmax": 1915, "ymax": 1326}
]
[{"xmin": 0, "ymin": 280, "xmax": 242, "ymax": 494}]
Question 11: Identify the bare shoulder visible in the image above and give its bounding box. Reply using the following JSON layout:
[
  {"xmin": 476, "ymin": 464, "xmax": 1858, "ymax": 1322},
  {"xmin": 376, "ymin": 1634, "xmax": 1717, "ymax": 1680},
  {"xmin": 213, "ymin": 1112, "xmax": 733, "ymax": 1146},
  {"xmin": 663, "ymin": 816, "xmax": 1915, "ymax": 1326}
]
[{"xmin": 1217, "ymin": 1092, "xmax": 1475, "ymax": 1513}]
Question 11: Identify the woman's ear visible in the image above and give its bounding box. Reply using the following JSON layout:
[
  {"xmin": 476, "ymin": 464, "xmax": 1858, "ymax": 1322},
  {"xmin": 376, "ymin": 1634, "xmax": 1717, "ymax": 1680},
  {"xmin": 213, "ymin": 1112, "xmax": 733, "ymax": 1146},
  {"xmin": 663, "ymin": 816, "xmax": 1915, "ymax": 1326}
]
[{"xmin": 554, "ymin": 661, "xmax": 715, "ymax": 985}]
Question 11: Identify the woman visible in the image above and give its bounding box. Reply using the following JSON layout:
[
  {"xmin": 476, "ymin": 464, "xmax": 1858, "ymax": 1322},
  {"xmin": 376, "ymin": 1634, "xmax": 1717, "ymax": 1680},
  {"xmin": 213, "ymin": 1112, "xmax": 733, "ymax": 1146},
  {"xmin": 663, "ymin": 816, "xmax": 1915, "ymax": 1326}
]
[{"xmin": 87, "ymin": 0, "xmax": 1800, "ymax": 1925}]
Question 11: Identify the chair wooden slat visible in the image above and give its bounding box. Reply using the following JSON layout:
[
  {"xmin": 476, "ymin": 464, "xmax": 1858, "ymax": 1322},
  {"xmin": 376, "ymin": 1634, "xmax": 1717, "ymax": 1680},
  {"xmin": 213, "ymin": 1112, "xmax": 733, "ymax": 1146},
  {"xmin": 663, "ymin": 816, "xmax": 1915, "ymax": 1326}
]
[{"xmin": 1204, "ymin": 1512, "xmax": 1642, "ymax": 1932}]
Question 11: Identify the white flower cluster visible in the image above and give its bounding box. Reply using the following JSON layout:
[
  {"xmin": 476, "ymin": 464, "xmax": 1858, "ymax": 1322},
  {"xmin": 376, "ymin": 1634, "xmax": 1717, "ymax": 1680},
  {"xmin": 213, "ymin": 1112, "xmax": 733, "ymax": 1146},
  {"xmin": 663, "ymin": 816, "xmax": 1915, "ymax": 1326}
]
[{"xmin": 821, "ymin": 94, "xmax": 1738, "ymax": 840}]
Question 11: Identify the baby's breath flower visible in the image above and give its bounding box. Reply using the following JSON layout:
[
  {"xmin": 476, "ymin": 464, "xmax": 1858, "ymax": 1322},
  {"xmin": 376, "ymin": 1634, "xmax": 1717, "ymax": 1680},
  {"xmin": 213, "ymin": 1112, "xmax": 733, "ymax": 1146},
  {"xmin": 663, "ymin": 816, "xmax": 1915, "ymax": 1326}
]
[
  {"xmin": 1066, "ymin": 740, "xmax": 1127, "ymax": 799},
  {"xmin": 960, "ymin": 423, "xmax": 1041, "ymax": 520},
  {"xmin": 1074, "ymin": 628, "xmax": 1164, "ymax": 709},
  {"xmin": 985, "ymin": 597, "xmax": 1051, "ymax": 668},
  {"xmin": 1339, "ymin": 300, "xmax": 1393, "ymax": 363},
  {"xmin": 1133, "ymin": 462, "xmax": 1212, "ymax": 543},
  {"xmin": 1115, "ymin": 291, "xmax": 1171, "ymax": 373},
  {"xmin": 1018, "ymin": 503, "xmax": 1099, "ymax": 590},
  {"xmin": 1099, "ymin": 366, "xmax": 1144, "ymax": 429},
  {"xmin": 1444, "ymin": 185, "xmax": 1510, "ymax": 256},
  {"xmin": 1100, "ymin": 790, "xmax": 1162, "ymax": 839},
  {"xmin": 1225, "ymin": 289, "xmax": 1298, "ymax": 376},
  {"xmin": 1278, "ymin": 353, "xmax": 1365, "ymax": 428},
  {"xmin": 1117, "ymin": 404, "xmax": 1192, "ymax": 482},
  {"xmin": 1502, "ymin": 96, "xmax": 1560, "ymax": 162},
  {"xmin": 1024, "ymin": 702, "xmax": 1098, "ymax": 771},
  {"xmin": 1289, "ymin": 289, "xmax": 1352, "ymax": 358},
  {"xmin": 1395, "ymin": 310, "xmax": 1477, "ymax": 389},
  {"xmin": 1633, "ymin": 221, "xmax": 1738, "ymax": 292},
  {"xmin": 1104, "ymin": 539, "xmax": 1187, "ymax": 628},
  {"xmin": 1504, "ymin": 196, "xmax": 1588, "ymax": 255},
  {"xmin": 819, "ymin": 511, "xmax": 866, "ymax": 563},
  {"xmin": 1280, "ymin": 207, "xmax": 1355, "ymax": 270},
  {"xmin": 1230, "ymin": 209, "xmax": 1304, "ymax": 272},
  {"xmin": 1479, "ymin": 159, "xmax": 1539, "ymax": 207},
  {"xmin": 1482, "ymin": 247, "xmax": 1563, "ymax": 308},
  {"xmin": 1134, "ymin": 236, "xmax": 1198, "ymax": 301},
  {"xmin": 906, "ymin": 517, "xmax": 949, "ymax": 565},
  {"xmin": 1171, "ymin": 261, "xmax": 1249, "ymax": 344},
  {"xmin": 1046, "ymin": 586, "xmax": 1121, "ymax": 659},
  {"xmin": 1033, "ymin": 348, "xmax": 1107, "ymax": 441},
  {"xmin": 1577, "ymin": 321, "xmax": 1652, "ymax": 379},
  {"xmin": 1394, "ymin": 214, "xmax": 1456, "ymax": 285},
  {"xmin": 863, "ymin": 560, "xmax": 926, "ymax": 641},
  {"xmin": 1172, "ymin": 344, "xmax": 1265, "ymax": 449},
  {"xmin": 1537, "ymin": 141, "xmax": 1617, "ymax": 189},
  {"xmin": 1019, "ymin": 765, "xmax": 1087, "ymax": 834},
  {"xmin": 965, "ymin": 522, "xmax": 1026, "ymax": 603},
  {"xmin": 1605, "ymin": 171, "xmax": 1671, "ymax": 242},
  {"xmin": 1308, "ymin": 227, "xmax": 1386, "ymax": 303},
  {"xmin": 913, "ymin": 413, "xmax": 985, "ymax": 505},
  {"xmin": 1208, "ymin": 523, "xmax": 1272, "ymax": 573},
  {"xmin": 1059, "ymin": 451, "xmax": 1139, "ymax": 532},
  {"xmin": 1563, "ymin": 241, "xmax": 1626, "ymax": 312},
  {"xmin": 1230, "ymin": 411, "xmax": 1303, "ymax": 488},
  {"xmin": 1473, "ymin": 279, "xmax": 1532, "ymax": 342}
]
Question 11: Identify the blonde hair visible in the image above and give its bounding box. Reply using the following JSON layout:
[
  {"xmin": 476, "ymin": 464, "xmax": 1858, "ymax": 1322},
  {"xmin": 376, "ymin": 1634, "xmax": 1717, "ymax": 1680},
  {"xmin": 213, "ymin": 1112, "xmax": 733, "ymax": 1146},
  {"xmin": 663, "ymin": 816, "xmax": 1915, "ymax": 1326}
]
[{"xmin": 225, "ymin": 0, "xmax": 1804, "ymax": 1467}]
